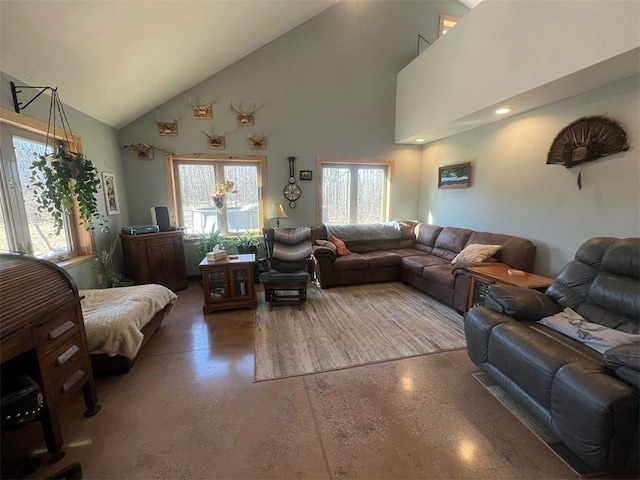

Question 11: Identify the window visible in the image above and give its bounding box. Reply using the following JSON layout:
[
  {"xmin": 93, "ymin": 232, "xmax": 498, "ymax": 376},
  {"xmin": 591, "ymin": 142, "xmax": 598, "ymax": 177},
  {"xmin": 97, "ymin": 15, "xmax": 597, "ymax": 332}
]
[
  {"xmin": 167, "ymin": 153, "xmax": 265, "ymax": 236},
  {"xmin": 317, "ymin": 158, "xmax": 393, "ymax": 225},
  {"xmin": 0, "ymin": 109, "xmax": 93, "ymax": 261}
]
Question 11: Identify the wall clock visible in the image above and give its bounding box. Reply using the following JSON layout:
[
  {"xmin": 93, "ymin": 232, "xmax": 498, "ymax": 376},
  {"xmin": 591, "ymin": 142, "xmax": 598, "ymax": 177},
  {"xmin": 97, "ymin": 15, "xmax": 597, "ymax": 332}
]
[{"xmin": 284, "ymin": 156, "xmax": 301, "ymax": 208}]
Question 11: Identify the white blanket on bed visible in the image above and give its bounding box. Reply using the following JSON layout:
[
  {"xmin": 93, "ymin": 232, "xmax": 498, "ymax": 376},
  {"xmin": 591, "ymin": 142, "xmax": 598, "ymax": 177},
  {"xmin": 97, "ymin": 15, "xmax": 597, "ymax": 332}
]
[{"xmin": 80, "ymin": 284, "xmax": 178, "ymax": 360}]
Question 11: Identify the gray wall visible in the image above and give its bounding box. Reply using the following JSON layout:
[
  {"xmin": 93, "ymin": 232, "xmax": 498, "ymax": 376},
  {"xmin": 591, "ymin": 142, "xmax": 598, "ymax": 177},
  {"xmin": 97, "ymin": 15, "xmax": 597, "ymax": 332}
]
[
  {"xmin": 420, "ymin": 75, "xmax": 640, "ymax": 277},
  {"xmin": 1, "ymin": 72, "xmax": 128, "ymax": 288},
  {"xmin": 118, "ymin": 0, "xmax": 468, "ymax": 232}
]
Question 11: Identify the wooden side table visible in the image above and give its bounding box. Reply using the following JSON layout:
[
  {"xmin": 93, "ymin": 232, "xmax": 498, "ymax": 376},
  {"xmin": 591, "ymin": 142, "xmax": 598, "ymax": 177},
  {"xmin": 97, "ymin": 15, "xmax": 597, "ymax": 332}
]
[
  {"xmin": 199, "ymin": 254, "xmax": 257, "ymax": 314},
  {"xmin": 467, "ymin": 265, "xmax": 554, "ymax": 311}
]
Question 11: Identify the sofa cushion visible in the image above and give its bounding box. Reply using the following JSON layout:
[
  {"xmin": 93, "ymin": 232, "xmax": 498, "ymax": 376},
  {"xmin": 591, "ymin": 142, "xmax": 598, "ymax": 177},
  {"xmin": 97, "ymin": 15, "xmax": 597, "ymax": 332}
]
[
  {"xmin": 539, "ymin": 308, "xmax": 640, "ymax": 354},
  {"xmin": 451, "ymin": 244, "xmax": 501, "ymax": 264},
  {"xmin": 400, "ymin": 255, "xmax": 448, "ymax": 275},
  {"xmin": 422, "ymin": 264, "xmax": 456, "ymax": 288},
  {"xmin": 414, "ymin": 224, "xmax": 443, "ymax": 253},
  {"xmin": 388, "ymin": 248, "xmax": 429, "ymax": 258},
  {"xmin": 361, "ymin": 251, "xmax": 401, "ymax": 268},
  {"xmin": 432, "ymin": 227, "xmax": 473, "ymax": 261},
  {"xmin": 333, "ymin": 253, "xmax": 368, "ymax": 271},
  {"xmin": 330, "ymin": 236, "xmax": 352, "ymax": 256},
  {"xmin": 316, "ymin": 239, "xmax": 336, "ymax": 252}
]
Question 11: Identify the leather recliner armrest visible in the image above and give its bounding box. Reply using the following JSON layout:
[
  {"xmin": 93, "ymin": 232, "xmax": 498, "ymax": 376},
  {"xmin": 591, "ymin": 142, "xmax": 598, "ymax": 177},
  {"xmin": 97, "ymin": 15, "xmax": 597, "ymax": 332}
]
[
  {"xmin": 484, "ymin": 284, "xmax": 561, "ymax": 321},
  {"xmin": 604, "ymin": 343, "xmax": 640, "ymax": 390}
]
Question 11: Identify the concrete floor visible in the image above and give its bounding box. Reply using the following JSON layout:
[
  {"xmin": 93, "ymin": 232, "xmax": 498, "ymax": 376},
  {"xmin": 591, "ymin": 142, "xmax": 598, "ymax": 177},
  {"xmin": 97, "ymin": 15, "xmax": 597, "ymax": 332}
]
[{"xmin": 5, "ymin": 281, "xmax": 628, "ymax": 479}]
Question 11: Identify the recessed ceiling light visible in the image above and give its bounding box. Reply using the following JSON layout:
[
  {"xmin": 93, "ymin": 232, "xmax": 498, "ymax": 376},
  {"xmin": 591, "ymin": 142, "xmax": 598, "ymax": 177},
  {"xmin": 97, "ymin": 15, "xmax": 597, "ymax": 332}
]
[
  {"xmin": 495, "ymin": 107, "xmax": 511, "ymax": 115},
  {"xmin": 416, "ymin": 138, "xmax": 425, "ymax": 143}
]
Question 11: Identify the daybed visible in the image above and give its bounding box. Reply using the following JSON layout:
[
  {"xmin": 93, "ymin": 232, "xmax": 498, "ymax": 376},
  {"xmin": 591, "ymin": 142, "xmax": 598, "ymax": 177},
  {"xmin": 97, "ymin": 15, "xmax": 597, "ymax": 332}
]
[
  {"xmin": 312, "ymin": 221, "xmax": 536, "ymax": 312},
  {"xmin": 465, "ymin": 237, "xmax": 639, "ymax": 473},
  {"xmin": 80, "ymin": 284, "xmax": 177, "ymax": 374}
]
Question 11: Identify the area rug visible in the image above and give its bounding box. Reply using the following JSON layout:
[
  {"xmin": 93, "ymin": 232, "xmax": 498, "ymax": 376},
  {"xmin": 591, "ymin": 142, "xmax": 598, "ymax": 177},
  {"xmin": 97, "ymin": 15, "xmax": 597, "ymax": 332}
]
[
  {"xmin": 473, "ymin": 372, "xmax": 600, "ymax": 477},
  {"xmin": 254, "ymin": 282, "xmax": 465, "ymax": 381}
]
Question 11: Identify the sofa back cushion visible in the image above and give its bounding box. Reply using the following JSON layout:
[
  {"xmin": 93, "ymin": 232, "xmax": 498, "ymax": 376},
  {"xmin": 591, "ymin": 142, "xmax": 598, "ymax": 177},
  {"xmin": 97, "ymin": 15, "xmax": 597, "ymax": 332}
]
[
  {"xmin": 546, "ymin": 237, "xmax": 640, "ymax": 334},
  {"xmin": 466, "ymin": 231, "xmax": 536, "ymax": 271},
  {"xmin": 413, "ymin": 224, "xmax": 443, "ymax": 253},
  {"xmin": 431, "ymin": 227, "xmax": 473, "ymax": 261}
]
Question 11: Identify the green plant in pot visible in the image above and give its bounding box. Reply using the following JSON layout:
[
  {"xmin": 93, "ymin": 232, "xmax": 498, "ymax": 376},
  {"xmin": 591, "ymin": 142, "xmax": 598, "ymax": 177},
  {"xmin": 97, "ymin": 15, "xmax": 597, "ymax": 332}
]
[
  {"xmin": 92, "ymin": 240, "xmax": 134, "ymax": 288},
  {"xmin": 194, "ymin": 225, "xmax": 230, "ymax": 260},
  {"xmin": 29, "ymin": 145, "xmax": 104, "ymax": 234},
  {"xmin": 232, "ymin": 230, "xmax": 261, "ymax": 254}
]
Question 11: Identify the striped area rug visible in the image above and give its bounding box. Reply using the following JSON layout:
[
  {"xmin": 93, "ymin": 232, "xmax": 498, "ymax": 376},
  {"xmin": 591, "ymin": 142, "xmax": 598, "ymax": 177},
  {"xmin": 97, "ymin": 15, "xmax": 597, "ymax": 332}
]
[{"xmin": 254, "ymin": 282, "xmax": 465, "ymax": 381}]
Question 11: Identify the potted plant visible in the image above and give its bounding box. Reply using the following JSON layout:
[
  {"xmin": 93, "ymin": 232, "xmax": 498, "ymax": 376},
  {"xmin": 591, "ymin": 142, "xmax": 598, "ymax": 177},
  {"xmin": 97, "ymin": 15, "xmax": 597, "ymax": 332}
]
[
  {"xmin": 30, "ymin": 145, "xmax": 105, "ymax": 234},
  {"xmin": 92, "ymin": 240, "xmax": 134, "ymax": 288},
  {"xmin": 194, "ymin": 225, "xmax": 230, "ymax": 260},
  {"xmin": 232, "ymin": 230, "xmax": 261, "ymax": 255}
]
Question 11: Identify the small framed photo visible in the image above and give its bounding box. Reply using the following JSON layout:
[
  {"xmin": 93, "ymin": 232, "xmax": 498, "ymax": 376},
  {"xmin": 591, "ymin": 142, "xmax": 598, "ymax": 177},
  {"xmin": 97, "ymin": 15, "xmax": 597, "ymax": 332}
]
[
  {"xmin": 102, "ymin": 173, "xmax": 121, "ymax": 215},
  {"xmin": 299, "ymin": 170, "xmax": 313, "ymax": 181},
  {"xmin": 438, "ymin": 162, "xmax": 470, "ymax": 189}
]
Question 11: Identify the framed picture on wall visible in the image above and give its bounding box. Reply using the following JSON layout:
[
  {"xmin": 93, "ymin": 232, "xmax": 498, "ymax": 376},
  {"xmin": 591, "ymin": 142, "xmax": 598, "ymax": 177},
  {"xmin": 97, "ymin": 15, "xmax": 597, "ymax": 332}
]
[
  {"xmin": 438, "ymin": 162, "xmax": 470, "ymax": 189},
  {"xmin": 299, "ymin": 170, "xmax": 313, "ymax": 181},
  {"xmin": 103, "ymin": 173, "xmax": 120, "ymax": 215}
]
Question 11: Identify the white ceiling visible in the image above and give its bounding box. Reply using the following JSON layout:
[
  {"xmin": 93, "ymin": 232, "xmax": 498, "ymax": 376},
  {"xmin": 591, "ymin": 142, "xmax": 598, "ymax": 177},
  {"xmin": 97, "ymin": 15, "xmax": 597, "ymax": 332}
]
[{"xmin": 0, "ymin": 0, "xmax": 338, "ymax": 129}]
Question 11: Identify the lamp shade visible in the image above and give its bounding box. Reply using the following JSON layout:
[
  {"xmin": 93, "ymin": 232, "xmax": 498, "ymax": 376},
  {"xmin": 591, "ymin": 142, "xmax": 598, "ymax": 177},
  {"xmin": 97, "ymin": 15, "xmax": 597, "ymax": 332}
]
[{"xmin": 272, "ymin": 204, "xmax": 288, "ymax": 219}]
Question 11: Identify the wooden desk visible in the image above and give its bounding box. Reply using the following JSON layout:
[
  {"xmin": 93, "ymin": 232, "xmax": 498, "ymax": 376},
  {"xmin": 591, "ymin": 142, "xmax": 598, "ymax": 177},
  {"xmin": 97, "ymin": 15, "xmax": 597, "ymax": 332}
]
[
  {"xmin": 467, "ymin": 265, "xmax": 554, "ymax": 311},
  {"xmin": 199, "ymin": 254, "xmax": 257, "ymax": 314},
  {"xmin": 0, "ymin": 254, "xmax": 101, "ymax": 462}
]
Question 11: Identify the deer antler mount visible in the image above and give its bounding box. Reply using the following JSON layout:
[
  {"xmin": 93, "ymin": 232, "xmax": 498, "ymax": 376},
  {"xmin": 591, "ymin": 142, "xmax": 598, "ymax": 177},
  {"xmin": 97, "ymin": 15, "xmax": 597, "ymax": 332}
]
[{"xmin": 230, "ymin": 101, "xmax": 256, "ymax": 126}]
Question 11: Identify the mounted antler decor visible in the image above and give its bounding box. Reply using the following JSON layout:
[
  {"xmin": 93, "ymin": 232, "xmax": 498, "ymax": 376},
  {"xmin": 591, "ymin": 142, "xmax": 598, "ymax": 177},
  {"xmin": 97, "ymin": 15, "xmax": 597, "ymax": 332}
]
[
  {"xmin": 189, "ymin": 97, "xmax": 213, "ymax": 119},
  {"xmin": 547, "ymin": 116, "xmax": 630, "ymax": 189},
  {"xmin": 201, "ymin": 130, "xmax": 226, "ymax": 150},
  {"xmin": 248, "ymin": 133, "xmax": 266, "ymax": 150},
  {"xmin": 156, "ymin": 118, "xmax": 178, "ymax": 136},
  {"xmin": 122, "ymin": 143, "xmax": 172, "ymax": 160},
  {"xmin": 230, "ymin": 101, "xmax": 256, "ymax": 126}
]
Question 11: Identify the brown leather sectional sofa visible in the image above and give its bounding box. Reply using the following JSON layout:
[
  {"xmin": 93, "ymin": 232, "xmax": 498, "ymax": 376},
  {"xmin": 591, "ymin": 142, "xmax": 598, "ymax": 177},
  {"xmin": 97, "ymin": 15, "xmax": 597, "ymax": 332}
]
[{"xmin": 312, "ymin": 221, "xmax": 536, "ymax": 312}]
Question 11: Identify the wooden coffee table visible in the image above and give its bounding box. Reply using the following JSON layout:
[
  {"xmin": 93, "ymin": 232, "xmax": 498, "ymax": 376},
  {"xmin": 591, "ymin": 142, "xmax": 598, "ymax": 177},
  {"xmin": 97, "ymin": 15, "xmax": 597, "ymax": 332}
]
[{"xmin": 467, "ymin": 264, "xmax": 553, "ymax": 311}]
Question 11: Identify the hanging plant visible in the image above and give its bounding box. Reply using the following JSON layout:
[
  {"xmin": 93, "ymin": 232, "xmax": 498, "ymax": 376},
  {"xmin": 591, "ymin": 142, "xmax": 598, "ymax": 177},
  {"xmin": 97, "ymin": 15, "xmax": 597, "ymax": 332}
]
[{"xmin": 30, "ymin": 144, "xmax": 104, "ymax": 234}]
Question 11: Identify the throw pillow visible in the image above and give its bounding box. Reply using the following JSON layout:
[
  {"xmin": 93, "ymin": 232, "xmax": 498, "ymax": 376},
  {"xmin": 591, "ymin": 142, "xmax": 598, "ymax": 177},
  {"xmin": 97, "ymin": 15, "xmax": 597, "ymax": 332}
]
[
  {"xmin": 315, "ymin": 239, "xmax": 336, "ymax": 253},
  {"xmin": 451, "ymin": 244, "xmax": 502, "ymax": 264},
  {"xmin": 539, "ymin": 308, "xmax": 640, "ymax": 354},
  {"xmin": 330, "ymin": 236, "xmax": 352, "ymax": 256}
]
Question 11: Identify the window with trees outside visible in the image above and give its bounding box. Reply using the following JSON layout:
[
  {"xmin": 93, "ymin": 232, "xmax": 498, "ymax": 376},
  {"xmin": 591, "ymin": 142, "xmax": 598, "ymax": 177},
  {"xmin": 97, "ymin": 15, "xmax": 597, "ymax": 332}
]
[
  {"xmin": 167, "ymin": 154, "xmax": 265, "ymax": 236},
  {"xmin": 318, "ymin": 158, "xmax": 393, "ymax": 225},
  {"xmin": 0, "ymin": 109, "xmax": 93, "ymax": 262}
]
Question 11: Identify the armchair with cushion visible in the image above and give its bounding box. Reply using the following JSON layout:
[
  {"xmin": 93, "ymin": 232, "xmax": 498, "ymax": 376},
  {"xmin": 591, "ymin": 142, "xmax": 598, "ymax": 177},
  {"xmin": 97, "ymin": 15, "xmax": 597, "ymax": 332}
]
[
  {"xmin": 259, "ymin": 227, "xmax": 312, "ymax": 310},
  {"xmin": 465, "ymin": 237, "xmax": 639, "ymax": 473}
]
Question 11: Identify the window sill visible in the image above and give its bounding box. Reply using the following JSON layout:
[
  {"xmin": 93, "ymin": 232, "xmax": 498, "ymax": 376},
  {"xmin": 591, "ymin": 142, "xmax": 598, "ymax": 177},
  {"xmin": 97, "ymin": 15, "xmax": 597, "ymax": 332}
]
[{"xmin": 57, "ymin": 254, "xmax": 95, "ymax": 270}]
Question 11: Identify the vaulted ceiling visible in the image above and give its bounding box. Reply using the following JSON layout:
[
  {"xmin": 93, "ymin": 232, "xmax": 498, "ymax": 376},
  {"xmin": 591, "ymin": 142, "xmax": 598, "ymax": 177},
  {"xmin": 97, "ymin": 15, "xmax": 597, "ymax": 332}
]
[{"xmin": 0, "ymin": 1, "xmax": 476, "ymax": 130}]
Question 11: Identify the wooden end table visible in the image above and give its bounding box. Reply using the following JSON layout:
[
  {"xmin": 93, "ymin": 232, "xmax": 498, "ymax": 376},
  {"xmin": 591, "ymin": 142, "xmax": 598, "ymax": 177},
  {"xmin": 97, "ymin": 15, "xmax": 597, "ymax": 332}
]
[
  {"xmin": 199, "ymin": 254, "xmax": 257, "ymax": 314},
  {"xmin": 467, "ymin": 265, "xmax": 554, "ymax": 311}
]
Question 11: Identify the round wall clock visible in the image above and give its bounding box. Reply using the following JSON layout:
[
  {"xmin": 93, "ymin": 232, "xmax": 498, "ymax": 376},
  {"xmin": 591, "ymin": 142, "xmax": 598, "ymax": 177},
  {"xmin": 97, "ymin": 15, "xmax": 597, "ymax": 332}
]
[{"xmin": 284, "ymin": 156, "xmax": 301, "ymax": 208}]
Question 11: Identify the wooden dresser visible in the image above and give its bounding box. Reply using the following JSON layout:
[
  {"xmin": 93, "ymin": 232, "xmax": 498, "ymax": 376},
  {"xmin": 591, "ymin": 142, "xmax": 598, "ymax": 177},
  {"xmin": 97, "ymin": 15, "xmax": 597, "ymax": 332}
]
[
  {"xmin": 0, "ymin": 254, "xmax": 101, "ymax": 462},
  {"xmin": 120, "ymin": 231, "xmax": 188, "ymax": 291}
]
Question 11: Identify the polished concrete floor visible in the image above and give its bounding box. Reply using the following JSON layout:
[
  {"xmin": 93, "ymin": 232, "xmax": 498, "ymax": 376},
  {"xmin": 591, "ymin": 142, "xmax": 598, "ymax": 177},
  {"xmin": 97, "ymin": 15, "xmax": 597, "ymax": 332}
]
[{"xmin": 5, "ymin": 281, "xmax": 632, "ymax": 479}]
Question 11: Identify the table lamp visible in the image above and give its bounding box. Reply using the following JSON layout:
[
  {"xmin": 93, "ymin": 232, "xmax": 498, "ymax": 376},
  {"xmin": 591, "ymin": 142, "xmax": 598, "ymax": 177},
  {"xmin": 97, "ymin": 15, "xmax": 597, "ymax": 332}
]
[{"xmin": 272, "ymin": 204, "xmax": 288, "ymax": 227}]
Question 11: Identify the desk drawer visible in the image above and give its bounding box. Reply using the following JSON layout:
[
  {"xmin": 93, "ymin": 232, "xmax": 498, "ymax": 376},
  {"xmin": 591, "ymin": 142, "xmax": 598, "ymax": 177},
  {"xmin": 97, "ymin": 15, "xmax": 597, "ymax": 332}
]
[{"xmin": 40, "ymin": 306, "xmax": 82, "ymax": 353}]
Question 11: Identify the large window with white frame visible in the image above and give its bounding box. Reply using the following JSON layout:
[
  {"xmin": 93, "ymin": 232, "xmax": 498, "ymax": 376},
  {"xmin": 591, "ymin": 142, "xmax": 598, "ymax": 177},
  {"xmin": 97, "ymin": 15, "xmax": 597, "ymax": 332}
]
[
  {"xmin": 167, "ymin": 154, "xmax": 265, "ymax": 236},
  {"xmin": 0, "ymin": 110, "xmax": 93, "ymax": 262},
  {"xmin": 317, "ymin": 158, "xmax": 393, "ymax": 225}
]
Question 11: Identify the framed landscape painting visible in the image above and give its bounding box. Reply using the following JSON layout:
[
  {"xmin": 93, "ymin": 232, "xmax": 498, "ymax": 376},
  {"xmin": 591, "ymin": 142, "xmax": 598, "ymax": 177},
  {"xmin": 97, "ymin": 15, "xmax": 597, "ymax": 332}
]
[{"xmin": 438, "ymin": 162, "xmax": 470, "ymax": 189}]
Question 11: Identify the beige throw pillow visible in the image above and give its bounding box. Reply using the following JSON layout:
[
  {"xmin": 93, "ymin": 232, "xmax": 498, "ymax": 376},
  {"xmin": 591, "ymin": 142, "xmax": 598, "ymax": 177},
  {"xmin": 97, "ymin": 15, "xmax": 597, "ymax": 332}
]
[
  {"xmin": 316, "ymin": 239, "xmax": 337, "ymax": 252},
  {"xmin": 451, "ymin": 244, "xmax": 501, "ymax": 264}
]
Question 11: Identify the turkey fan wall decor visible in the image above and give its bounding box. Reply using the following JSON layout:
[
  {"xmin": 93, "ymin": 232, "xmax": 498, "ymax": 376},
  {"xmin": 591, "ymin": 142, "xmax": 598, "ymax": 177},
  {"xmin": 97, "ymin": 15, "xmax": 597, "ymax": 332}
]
[{"xmin": 547, "ymin": 116, "xmax": 630, "ymax": 189}]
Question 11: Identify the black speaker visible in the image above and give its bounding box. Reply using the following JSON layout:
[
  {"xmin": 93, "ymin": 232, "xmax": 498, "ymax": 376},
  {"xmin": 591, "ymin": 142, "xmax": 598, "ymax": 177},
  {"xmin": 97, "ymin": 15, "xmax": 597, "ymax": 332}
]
[{"xmin": 151, "ymin": 206, "xmax": 175, "ymax": 232}]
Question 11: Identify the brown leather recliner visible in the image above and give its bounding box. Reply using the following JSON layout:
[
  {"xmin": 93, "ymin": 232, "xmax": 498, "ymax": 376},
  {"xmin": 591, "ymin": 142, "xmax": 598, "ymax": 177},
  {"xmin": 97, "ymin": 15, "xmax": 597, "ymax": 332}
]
[{"xmin": 465, "ymin": 237, "xmax": 639, "ymax": 473}]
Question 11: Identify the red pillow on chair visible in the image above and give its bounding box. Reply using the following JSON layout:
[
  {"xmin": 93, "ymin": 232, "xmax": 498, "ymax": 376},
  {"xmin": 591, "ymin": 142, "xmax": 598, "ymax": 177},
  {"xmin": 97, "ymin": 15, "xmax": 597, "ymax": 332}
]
[{"xmin": 330, "ymin": 236, "xmax": 351, "ymax": 256}]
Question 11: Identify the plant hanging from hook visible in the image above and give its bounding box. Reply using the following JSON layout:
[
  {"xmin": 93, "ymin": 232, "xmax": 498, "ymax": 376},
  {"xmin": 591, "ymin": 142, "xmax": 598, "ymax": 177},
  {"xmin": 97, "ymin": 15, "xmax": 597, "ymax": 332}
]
[{"xmin": 28, "ymin": 88, "xmax": 105, "ymax": 233}]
